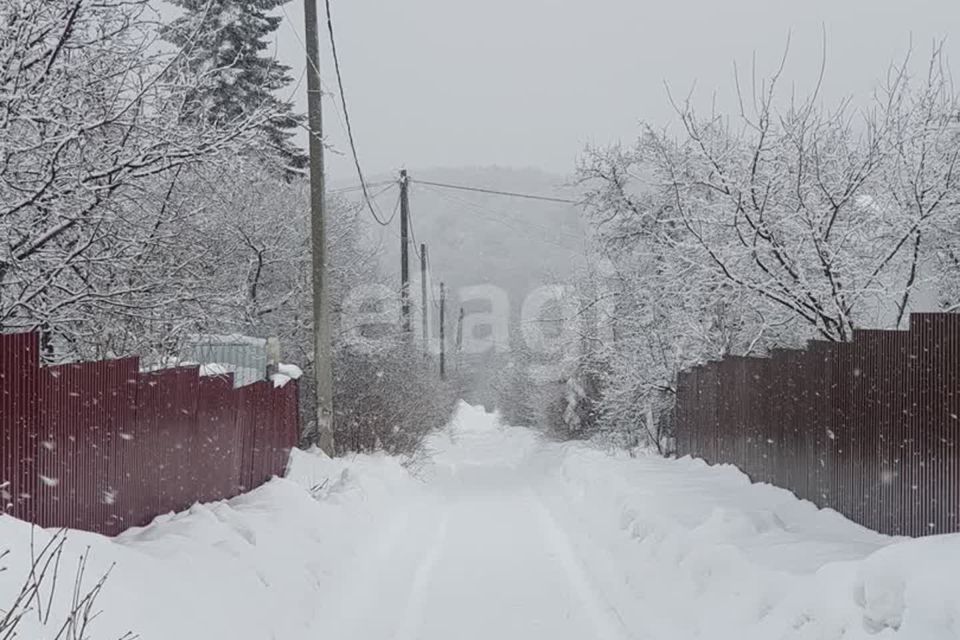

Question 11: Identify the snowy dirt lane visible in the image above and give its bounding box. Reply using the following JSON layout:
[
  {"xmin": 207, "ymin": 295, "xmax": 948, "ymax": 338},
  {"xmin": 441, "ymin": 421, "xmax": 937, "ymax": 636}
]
[
  {"xmin": 311, "ymin": 403, "xmax": 960, "ymax": 640},
  {"xmin": 390, "ymin": 491, "xmax": 634, "ymax": 640},
  {"xmin": 318, "ymin": 426, "xmax": 639, "ymax": 640}
]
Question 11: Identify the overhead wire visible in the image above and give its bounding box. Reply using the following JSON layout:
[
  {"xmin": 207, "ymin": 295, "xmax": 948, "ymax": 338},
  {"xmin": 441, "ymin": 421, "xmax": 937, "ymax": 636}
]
[
  {"xmin": 330, "ymin": 179, "xmax": 394, "ymax": 194},
  {"xmin": 278, "ymin": 0, "xmax": 393, "ymax": 226},
  {"xmin": 322, "ymin": 0, "xmax": 394, "ymax": 226},
  {"xmin": 426, "ymin": 250, "xmax": 441, "ymax": 312},
  {"xmin": 403, "ymin": 189, "xmax": 439, "ymax": 330},
  {"xmin": 276, "ymin": 2, "xmax": 349, "ymax": 144},
  {"xmin": 407, "ymin": 193, "xmax": 424, "ymax": 262},
  {"xmin": 384, "ymin": 187, "xmax": 402, "ymax": 227},
  {"xmin": 340, "ymin": 182, "xmax": 399, "ymax": 226},
  {"xmin": 409, "ymin": 178, "xmax": 581, "ymax": 205},
  {"xmin": 416, "ymin": 183, "xmax": 590, "ymax": 257}
]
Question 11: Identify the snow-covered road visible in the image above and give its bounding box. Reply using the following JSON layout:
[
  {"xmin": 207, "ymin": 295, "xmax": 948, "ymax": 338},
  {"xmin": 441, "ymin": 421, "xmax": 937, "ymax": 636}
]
[
  {"xmin": 322, "ymin": 483, "xmax": 635, "ymax": 640},
  {"xmin": 3, "ymin": 401, "xmax": 959, "ymax": 639},
  {"xmin": 308, "ymin": 403, "xmax": 960, "ymax": 640}
]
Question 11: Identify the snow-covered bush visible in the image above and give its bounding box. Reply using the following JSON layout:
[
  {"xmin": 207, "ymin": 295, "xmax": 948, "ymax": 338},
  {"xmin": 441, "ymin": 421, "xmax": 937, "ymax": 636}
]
[{"xmin": 0, "ymin": 530, "xmax": 134, "ymax": 640}]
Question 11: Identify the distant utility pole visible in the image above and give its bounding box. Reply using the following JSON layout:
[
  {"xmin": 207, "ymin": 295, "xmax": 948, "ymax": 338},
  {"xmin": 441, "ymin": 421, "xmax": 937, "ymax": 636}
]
[
  {"xmin": 439, "ymin": 282, "xmax": 446, "ymax": 380},
  {"xmin": 420, "ymin": 243, "xmax": 429, "ymax": 349},
  {"xmin": 400, "ymin": 169, "xmax": 411, "ymax": 334},
  {"xmin": 456, "ymin": 307, "xmax": 464, "ymax": 371},
  {"xmin": 303, "ymin": 0, "xmax": 334, "ymax": 454}
]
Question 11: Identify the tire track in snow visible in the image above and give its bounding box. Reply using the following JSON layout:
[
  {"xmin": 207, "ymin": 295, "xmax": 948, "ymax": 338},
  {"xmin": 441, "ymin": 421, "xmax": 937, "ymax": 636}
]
[
  {"xmin": 320, "ymin": 507, "xmax": 413, "ymax": 636},
  {"xmin": 391, "ymin": 510, "xmax": 450, "ymax": 640},
  {"xmin": 527, "ymin": 489, "xmax": 642, "ymax": 640}
]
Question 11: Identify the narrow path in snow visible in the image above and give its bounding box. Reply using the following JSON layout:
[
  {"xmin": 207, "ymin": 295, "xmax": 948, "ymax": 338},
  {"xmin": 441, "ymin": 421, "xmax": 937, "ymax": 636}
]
[{"xmin": 317, "ymin": 413, "xmax": 641, "ymax": 640}]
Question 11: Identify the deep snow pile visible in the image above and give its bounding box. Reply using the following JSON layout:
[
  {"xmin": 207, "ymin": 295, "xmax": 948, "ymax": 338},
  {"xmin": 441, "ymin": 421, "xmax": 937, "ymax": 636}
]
[
  {"xmin": 0, "ymin": 448, "xmax": 419, "ymax": 640},
  {"xmin": 425, "ymin": 402, "xmax": 960, "ymax": 639},
  {"xmin": 2, "ymin": 402, "xmax": 959, "ymax": 640},
  {"xmin": 530, "ymin": 443, "xmax": 960, "ymax": 640}
]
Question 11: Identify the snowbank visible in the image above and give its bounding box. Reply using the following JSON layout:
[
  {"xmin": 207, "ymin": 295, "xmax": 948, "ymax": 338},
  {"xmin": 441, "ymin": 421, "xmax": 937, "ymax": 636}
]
[
  {"xmin": 420, "ymin": 400, "xmax": 542, "ymax": 493},
  {"xmin": 3, "ymin": 401, "xmax": 958, "ymax": 640},
  {"xmin": 532, "ymin": 442, "xmax": 960, "ymax": 640},
  {"xmin": 0, "ymin": 449, "xmax": 420, "ymax": 640}
]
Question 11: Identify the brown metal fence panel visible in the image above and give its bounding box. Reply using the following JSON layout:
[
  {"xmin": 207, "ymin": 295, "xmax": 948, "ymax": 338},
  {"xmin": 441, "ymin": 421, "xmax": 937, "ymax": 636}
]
[
  {"xmin": 676, "ymin": 369, "xmax": 690, "ymax": 457},
  {"xmin": 911, "ymin": 314, "xmax": 960, "ymax": 535},
  {"xmin": 196, "ymin": 374, "xmax": 241, "ymax": 504},
  {"xmin": 1, "ymin": 333, "xmax": 40, "ymax": 522},
  {"xmin": 36, "ymin": 359, "xmax": 138, "ymax": 533},
  {"xmin": 270, "ymin": 382, "xmax": 300, "ymax": 479},
  {"xmin": 154, "ymin": 366, "xmax": 201, "ymax": 516},
  {"xmin": 0, "ymin": 332, "xmax": 299, "ymax": 536},
  {"xmin": 674, "ymin": 313, "xmax": 960, "ymax": 536}
]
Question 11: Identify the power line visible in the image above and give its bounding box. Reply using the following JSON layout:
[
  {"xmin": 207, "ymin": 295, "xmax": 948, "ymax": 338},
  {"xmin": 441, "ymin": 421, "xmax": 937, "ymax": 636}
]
[
  {"xmin": 409, "ymin": 179, "xmax": 581, "ymax": 205},
  {"xmin": 370, "ymin": 181, "xmax": 397, "ymax": 200},
  {"xmin": 279, "ymin": 0, "xmax": 392, "ymax": 226},
  {"xmin": 277, "ymin": 2, "xmax": 348, "ymax": 144},
  {"xmin": 331, "ymin": 179, "xmax": 394, "ymax": 194},
  {"xmin": 416, "ymin": 183, "xmax": 589, "ymax": 255},
  {"xmin": 323, "ymin": 0, "xmax": 392, "ymax": 226},
  {"xmin": 383, "ymin": 188, "xmax": 402, "ymax": 227},
  {"xmin": 340, "ymin": 182, "xmax": 398, "ymax": 225},
  {"xmin": 407, "ymin": 199, "xmax": 424, "ymax": 262},
  {"xmin": 426, "ymin": 250, "xmax": 441, "ymax": 311}
]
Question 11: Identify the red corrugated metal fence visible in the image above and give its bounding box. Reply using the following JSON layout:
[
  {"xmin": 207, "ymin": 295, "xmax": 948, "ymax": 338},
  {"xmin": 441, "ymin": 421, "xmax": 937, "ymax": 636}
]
[
  {"xmin": 674, "ymin": 313, "xmax": 960, "ymax": 536},
  {"xmin": 0, "ymin": 332, "xmax": 300, "ymax": 536}
]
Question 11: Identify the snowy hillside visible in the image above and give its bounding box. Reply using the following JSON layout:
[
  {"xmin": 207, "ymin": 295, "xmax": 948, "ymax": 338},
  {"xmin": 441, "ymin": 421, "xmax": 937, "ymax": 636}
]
[{"xmin": 341, "ymin": 166, "xmax": 587, "ymax": 310}]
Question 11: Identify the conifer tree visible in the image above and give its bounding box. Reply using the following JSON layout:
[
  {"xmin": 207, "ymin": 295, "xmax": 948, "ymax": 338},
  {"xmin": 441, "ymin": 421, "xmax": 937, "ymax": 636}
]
[{"xmin": 163, "ymin": 0, "xmax": 307, "ymax": 177}]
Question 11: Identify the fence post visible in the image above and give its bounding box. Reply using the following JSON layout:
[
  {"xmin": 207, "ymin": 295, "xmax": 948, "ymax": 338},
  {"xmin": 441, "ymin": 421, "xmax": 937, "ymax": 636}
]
[{"xmin": 266, "ymin": 337, "xmax": 281, "ymax": 378}]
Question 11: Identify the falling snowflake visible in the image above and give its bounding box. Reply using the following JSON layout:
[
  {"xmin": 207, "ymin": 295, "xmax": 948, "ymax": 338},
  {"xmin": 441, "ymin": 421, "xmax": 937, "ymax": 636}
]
[
  {"xmin": 102, "ymin": 488, "xmax": 118, "ymax": 505},
  {"xmin": 39, "ymin": 475, "xmax": 59, "ymax": 487}
]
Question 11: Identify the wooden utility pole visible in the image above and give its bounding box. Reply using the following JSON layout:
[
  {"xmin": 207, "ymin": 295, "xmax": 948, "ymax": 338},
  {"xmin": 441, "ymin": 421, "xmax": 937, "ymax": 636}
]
[
  {"xmin": 303, "ymin": 0, "xmax": 334, "ymax": 454},
  {"xmin": 439, "ymin": 282, "xmax": 446, "ymax": 380},
  {"xmin": 399, "ymin": 170, "xmax": 411, "ymax": 333},
  {"xmin": 420, "ymin": 243, "xmax": 429, "ymax": 349}
]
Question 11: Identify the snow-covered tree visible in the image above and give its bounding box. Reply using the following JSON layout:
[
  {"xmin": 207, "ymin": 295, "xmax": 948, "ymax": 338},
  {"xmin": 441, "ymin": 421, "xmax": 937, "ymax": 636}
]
[
  {"xmin": 0, "ymin": 0, "xmax": 267, "ymax": 357},
  {"xmin": 162, "ymin": 0, "xmax": 307, "ymax": 177},
  {"xmin": 573, "ymin": 47, "xmax": 960, "ymax": 453}
]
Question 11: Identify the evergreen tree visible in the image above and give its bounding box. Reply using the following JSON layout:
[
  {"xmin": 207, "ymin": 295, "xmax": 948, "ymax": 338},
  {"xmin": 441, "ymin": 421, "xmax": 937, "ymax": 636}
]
[{"xmin": 163, "ymin": 0, "xmax": 307, "ymax": 177}]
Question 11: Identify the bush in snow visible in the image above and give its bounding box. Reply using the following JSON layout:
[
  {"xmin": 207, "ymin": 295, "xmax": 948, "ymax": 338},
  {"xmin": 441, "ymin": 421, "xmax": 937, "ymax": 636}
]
[
  {"xmin": 0, "ymin": 529, "xmax": 134, "ymax": 640},
  {"xmin": 334, "ymin": 336, "xmax": 461, "ymax": 458}
]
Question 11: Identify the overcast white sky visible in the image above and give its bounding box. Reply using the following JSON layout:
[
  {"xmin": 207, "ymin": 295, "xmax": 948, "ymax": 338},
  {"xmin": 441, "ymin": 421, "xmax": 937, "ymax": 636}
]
[{"xmin": 272, "ymin": 0, "xmax": 960, "ymax": 182}]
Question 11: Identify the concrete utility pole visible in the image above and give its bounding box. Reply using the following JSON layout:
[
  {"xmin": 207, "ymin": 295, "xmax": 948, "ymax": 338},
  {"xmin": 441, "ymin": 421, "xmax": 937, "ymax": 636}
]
[
  {"xmin": 456, "ymin": 307, "xmax": 464, "ymax": 371},
  {"xmin": 400, "ymin": 170, "xmax": 412, "ymax": 333},
  {"xmin": 303, "ymin": 0, "xmax": 334, "ymax": 454},
  {"xmin": 440, "ymin": 282, "xmax": 446, "ymax": 380},
  {"xmin": 420, "ymin": 243, "xmax": 429, "ymax": 349}
]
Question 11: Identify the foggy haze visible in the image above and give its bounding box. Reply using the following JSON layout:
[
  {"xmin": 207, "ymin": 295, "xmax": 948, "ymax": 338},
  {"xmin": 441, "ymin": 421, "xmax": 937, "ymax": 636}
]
[{"xmin": 275, "ymin": 0, "xmax": 960, "ymax": 182}]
